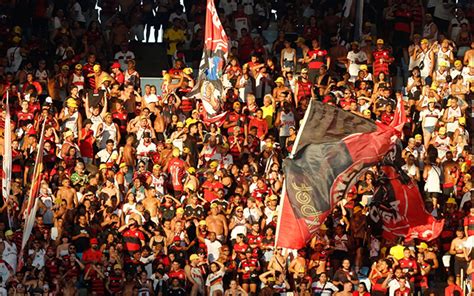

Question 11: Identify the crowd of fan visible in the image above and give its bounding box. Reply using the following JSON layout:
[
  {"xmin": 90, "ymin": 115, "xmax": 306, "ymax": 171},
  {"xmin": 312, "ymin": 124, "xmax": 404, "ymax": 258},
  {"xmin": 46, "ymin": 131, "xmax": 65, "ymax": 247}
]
[{"xmin": 0, "ymin": 0, "xmax": 473, "ymax": 295}]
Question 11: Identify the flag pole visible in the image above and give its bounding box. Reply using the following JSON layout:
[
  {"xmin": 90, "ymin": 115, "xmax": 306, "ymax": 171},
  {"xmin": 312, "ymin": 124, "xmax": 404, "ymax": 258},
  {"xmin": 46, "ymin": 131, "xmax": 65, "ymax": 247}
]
[{"xmin": 3, "ymin": 91, "xmax": 12, "ymax": 228}]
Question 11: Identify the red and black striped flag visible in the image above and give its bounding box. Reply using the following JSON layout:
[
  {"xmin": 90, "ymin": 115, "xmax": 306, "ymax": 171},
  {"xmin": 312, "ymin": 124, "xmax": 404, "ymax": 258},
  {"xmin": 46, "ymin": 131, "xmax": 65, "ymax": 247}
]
[
  {"xmin": 276, "ymin": 100, "xmax": 399, "ymax": 249},
  {"xmin": 188, "ymin": 0, "xmax": 229, "ymax": 126}
]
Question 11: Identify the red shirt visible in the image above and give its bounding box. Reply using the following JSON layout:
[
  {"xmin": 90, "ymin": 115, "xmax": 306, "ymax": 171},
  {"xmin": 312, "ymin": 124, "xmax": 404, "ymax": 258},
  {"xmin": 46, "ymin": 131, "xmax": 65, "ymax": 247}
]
[
  {"xmin": 307, "ymin": 49, "xmax": 328, "ymax": 69},
  {"xmin": 248, "ymin": 117, "xmax": 268, "ymax": 139},
  {"xmin": 82, "ymin": 248, "xmax": 103, "ymax": 264},
  {"xmin": 464, "ymin": 215, "xmax": 474, "ymax": 236},
  {"xmin": 168, "ymin": 157, "xmax": 186, "ymax": 191},
  {"xmin": 399, "ymin": 258, "xmax": 418, "ymax": 282},
  {"xmin": 202, "ymin": 180, "xmax": 224, "ymax": 203},
  {"xmin": 168, "ymin": 268, "xmax": 186, "ymax": 283},
  {"xmin": 239, "ymin": 258, "xmax": 259, "ymax": 279},
  {"xmin": 79, "ymin": 128, "xmax": 95, "ymax": 158},
  {"xmin": 445, "ymin": 283, "xmax": 463, "ymax": 296},
  {"xmin": 373, "ymin": 49, "xmax": 392, "ymax": 76},
  {"xmin": 381, "ymin": 111, "xmax": 395, "ymax": 125},
  {"xmin": 122, "ymin": 228, "xmax": 145, "ymax": 252}
]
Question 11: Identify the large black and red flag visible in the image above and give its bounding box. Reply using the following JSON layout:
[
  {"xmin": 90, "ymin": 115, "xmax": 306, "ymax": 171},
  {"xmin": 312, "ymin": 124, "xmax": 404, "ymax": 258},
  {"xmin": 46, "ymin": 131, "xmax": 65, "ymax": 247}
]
[
  {"xmin": 276, "ymin": 100, "xmax": 399, "ymax": 249},
  {"xmin": 187, "ymin": 0, "xmax": 228, "ymax": 126}
]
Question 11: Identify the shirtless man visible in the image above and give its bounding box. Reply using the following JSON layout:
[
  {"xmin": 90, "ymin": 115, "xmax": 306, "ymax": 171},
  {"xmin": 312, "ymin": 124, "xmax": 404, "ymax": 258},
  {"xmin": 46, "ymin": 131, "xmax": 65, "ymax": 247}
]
[
  {"xmin": 463, "ymin": 41, "xmax": 474, "ymax": 66},
  {"xmin": 442, "ymin": 151, "xmax": 460, "ymax": 199},
  {"xmin": 142, "ymin": 187, "xmax": 160, "ymax": 224},
  {"xmin": 450, "ymin": 229, "xmax": 468, "ymax": 285},
  {"xmin": 56, "ymin": 178, "xmax": 78, "ymax": 209},
  {"xmin": 267, "ymin": 247, "xmax": 289, "ymax": 274},
  {"xmin": 206, "ymin": 204, "xmax": 228, "ymax": 242},
  {"xmin": 153, "ymin": 106, "xmax": 165, "ymax": 141},
  {"xmin": 334, "ymin": 282, "xmax": 353, "ymax": 296},
  {"xmin": 122, "ymin": 134, "xmax": 137, "ymax": 168},
  {"xmin": 288, "ymin": 249, "xmax": 308, "ymax": 281}
]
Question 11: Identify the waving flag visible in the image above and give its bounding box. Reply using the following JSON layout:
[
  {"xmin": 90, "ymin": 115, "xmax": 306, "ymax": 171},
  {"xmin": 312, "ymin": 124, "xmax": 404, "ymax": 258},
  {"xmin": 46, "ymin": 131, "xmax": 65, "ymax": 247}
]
[
  {"xmin": 276, "ymin": 101, "xmax": 399, "ymax": 249},
  {"xmin": 2, "ymin": 92, "xmax": 12, "ymax": 203},
  {"xmin": 188, "ymin": 0, "xmax": 228, "ymax": 126},
  {"xmin": 17, "ymin": 120, "xmax": 46, "ymax": 271},
  {"xmin": 369, "ymin": 167, "xmax": 444, "ymax": 242}
]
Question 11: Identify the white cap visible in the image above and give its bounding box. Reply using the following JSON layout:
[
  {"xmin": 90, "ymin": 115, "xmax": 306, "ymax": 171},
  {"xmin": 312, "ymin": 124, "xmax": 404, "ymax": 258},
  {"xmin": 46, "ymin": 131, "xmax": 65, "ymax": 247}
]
[{"xmin": 45, "ymin": 97, "xmax": 53, "ymax": 104}]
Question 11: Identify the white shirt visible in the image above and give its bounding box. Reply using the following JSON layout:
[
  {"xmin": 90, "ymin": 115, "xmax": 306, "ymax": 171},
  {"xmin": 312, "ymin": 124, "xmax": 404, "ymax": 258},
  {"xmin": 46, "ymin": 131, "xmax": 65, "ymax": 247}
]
[
  {"xmin": 347, "ymin": 50, "xmax": 368, "ymax": 78},
  {"xmin": 204, "ymin": 239, "xmax": 222, "ymax": 263},
  {"xmin": 311, "ymin": 281, "xmax": 338, "ymax": 296},
  {"xmin": 243, "ymin": 207, "xmax": 261, "ymax": 224},
  {"xmin": 28, "ymin": 248, "xmax": 45, "ymax": 269},
  {"xmin": 388, "ymin": 279, "xmax": 411, "ymax": 296},
  {"xmin": 137, "ymin": 142, "xmax": 157, "ymax": 155},
  {"xmin": 114, "ymin": 50, "xmax": 136, "ymax": 70},
  {"xmin": 419, "ymin": 108, "xmax": 441, "ymax": 127},
  {"xmin": 96, "ymin": 149, "xmax": 119, "ymax": 163}
]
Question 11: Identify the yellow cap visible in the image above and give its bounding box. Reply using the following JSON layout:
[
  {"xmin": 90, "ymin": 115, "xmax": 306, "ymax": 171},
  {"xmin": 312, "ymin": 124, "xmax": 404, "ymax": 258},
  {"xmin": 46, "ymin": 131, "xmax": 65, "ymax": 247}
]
[
  {"xmin": 183, "ymin": 68, "xmax": 193, "ymax": 75},
  {"xmin": 268, "ymin": 195, "xmax": 278, "ymax": 201},
  {"xmin": 233, "ymin": 101, "xmax": 241, "ymax": 108},
  {"xmin": 172, "ymin": 147, "xmax": 180, "ymax": 157},
  {"xmin": 446, "ymin": 198, "xmax": 457, "ymax": 205},
  {"xmin": 189, "ymin": 254, "xmax": 199, "ymax": 261},
  {"xmin": 438, "ymin": 127, "xmax": 446, "ymax": 135},
  {"xmin": 420, "ymin": 39, "xmax": 429, "ymax": 45},
  {"xmin": 75, "ymin": 64, "xmax": 83, "ymax": 70},
  {"xmin": 363, "ymin": 109, "xmax": 371, "ymax": 115},
  {"xmin": 99, "ymin": 163, "xmax": 107, "ymax": 170},
  {"xmin": 360, "ymin": 65, "xmax": 368, "ymax": 71},
  {"xmin": 176, "ymin": 122, "xmax": 184, "ymax": 128},
  {"xmin": 153, "ymin": 164, "xmax": 161, "ymax": 170},
  {"xmin": 63, "ymin": 130, "xmax": 74, "ymax": 139},
  {"xmin": 209, "ymin": 160, "xmax": 219, "ymax": 169},
  {"xmin": 430, "ymin": 83, "xmax": 438, "ymax": 91},
  {"xmin": 119, "ymin": 163, "xmax": 127, "ymax": 168},
  {"xmin": 454, "ymin": 60, "xmax": 462, "ymax": 67},
  {"xmin": 439, "ymin": 60, "xmax": 448, "ymax": 67},
  {"xmin": 416, "ymin": 242, "xmax": 428, "ymax": 249},
  {"xmin": 61, "ymin": 64, "xmax": 70, "ymax": 71},
  {"xmin": 199, "ymin": 220, "xmax": 206, "ymax": 226},
  {"xmin": 5, "ymin": 230, "xmax": 14, "ymax": 236},
  {"xmin": 414, "ymin": 134, "xmax": 422, "ymax": 140},
  {"xmin": 176, "ymin": 208, "xmax": 184, "ymax": 214},
  {"xmin": 376, "ymin": 39, "xmax": 384, "ymax": 45},
  {"xmin": 187, "ymin": 167, "xmax": 196, "ymax": 174},
  {"xmin": 275, "ymin": 77, "xmax": 285, "ymax": 84},
  {"xmin": 210, "ymin": 203, "xmax": 218, "ymax": 209}
]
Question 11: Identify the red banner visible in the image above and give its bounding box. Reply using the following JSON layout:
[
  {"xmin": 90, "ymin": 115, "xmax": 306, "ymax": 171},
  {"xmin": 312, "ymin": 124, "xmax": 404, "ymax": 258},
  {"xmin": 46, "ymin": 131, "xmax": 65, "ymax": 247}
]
[{"xmin": 370, "ymin": 166, "xmax": 444, "ymax": 242}]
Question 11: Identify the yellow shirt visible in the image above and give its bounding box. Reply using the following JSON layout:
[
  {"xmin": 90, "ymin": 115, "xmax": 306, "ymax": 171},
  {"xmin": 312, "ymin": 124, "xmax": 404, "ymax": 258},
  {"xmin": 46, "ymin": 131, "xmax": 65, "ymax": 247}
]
[
  {"xmin": 261, "ymin": 105, "xmax": 275, "ymax": 128},
  {"xmin": 164, "ymin": 28, "xmax": 185, "ymax": 55}
]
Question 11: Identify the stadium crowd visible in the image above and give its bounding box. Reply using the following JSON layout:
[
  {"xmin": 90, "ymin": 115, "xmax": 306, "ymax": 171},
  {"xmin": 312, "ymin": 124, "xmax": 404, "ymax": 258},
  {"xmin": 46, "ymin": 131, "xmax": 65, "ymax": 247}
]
[{"xmin": 0, "ymin": 0, "xmax": 473, "ymax": 295}]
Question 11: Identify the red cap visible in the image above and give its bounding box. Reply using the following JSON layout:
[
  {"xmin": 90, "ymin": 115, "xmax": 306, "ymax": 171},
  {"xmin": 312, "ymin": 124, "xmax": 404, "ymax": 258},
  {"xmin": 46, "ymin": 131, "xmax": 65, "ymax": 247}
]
[
  {"xmin": 90, "ymin": 238, "xmax": 99, "ymax": 244},
  {"xmin": 111, "ymin": 62, "xmax": 121, "ymax": 69}
]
